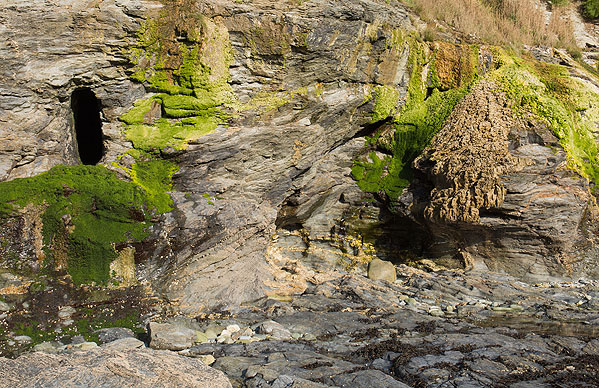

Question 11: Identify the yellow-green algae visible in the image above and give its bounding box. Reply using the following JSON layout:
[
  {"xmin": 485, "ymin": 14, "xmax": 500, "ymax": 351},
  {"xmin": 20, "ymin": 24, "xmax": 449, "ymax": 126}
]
[
  {"xmin": 0, "ymin": 165, "xmax": 165, "ymax": 285},
  {"xmin": 491, "ymin": 50, "xmax": 599, "ymax": 187},
  {"xmin": 124, "ymin": 7, "xmax": 235, "ymax": 152},
  {"xmin": 370, "ymin": 85, "xmax": 400, "ymax": 123},
  {"xmin": 114, "ymin": 151, "xmax": 180, "ymax": 214}
]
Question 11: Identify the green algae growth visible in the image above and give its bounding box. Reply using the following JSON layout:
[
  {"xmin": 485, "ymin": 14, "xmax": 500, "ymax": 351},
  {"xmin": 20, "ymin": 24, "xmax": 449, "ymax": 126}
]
[{"xmin": 0, "ymin": 164, "xmax": 175, "ymax": 285}]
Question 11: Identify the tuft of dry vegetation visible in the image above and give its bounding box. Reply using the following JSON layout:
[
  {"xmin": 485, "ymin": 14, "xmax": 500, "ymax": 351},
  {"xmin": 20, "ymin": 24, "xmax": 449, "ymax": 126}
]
[{"xmin": 404, "ymin": 0, "xmax": 577, "ymax": 51}]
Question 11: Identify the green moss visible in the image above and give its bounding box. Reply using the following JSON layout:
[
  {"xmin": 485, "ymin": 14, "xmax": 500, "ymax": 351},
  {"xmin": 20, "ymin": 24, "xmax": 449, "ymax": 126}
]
[
  {"xmin": 371, "ymin": 85, "xmax": 400, "ymax": 123},
  {"xmin": 405, "ymin": 37, "xmax": 428, "ymax": 106},
  {"xmin": 159, "ymin": 93, "xmax": 218, "ymax": 117},
  {"xmin": 11, "ymin": 321, "xmax": 56, "ymax": 344},
  {"xmin": 129, "ymin": 160, "xmax": 179, "ymax": 214},
  {"xmin": 353, "ymin": 38, "xmax": 477, "ymax": 202},
  {"xmin": 351, "ymin": 152, "xmax": 411, "ymax": 198},
  {"xmin": 123, "ymin": 13, "xmax": 235, "ymax": 152},
  {"xmin": 238, "ymin": 87, "xmax": 309, "ymax": 114},
  {"xmin": 7, "ymin": 309, "xmax": 144, "ymax": 351},
  {"xmin": 584, "ymin": 0, "xmax": 599, "ymax": 18},
  {"xmin": 119, "ymin": 98, "xmax": 155, "ymax": 125},
  {"xmin": 125, "ymin": 114, "xmax": 221, "ymax": 152},
  {"xmin": 0, "ymin": 165, "xmax": 160, "ymax": 285},
  {"xmin": 493, "ymin": 56, "xmax": 599, "ymax": 187}
]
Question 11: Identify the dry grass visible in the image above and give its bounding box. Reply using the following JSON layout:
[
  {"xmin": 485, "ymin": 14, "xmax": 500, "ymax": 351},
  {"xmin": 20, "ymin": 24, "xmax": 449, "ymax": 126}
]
[{"xmin": 405, "ymin": 0, "xmax": 577, "ymax": 50}]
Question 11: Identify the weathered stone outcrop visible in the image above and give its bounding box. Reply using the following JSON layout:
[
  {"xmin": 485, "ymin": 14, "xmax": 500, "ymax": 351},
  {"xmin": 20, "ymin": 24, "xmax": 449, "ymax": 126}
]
[
  {"xmin": 408, "ymin": 79, "xmax": 599, "ymax": 280},
  {"xmin": 3, "ymin": 0, "xmax": 599, "ymax": 321},
  {"xmin": 0, "ymin": 0, "xmax": 153, "ymax": 179},
  {"xmin": 129, "ymin": 0, "xmax": 418, "ymax": 311},
  {"xmin": 0, "ymin": 345, "xmax": 232, "ymax": 388},
  {"xmin": 0, "ymin": 0, "xmax": 417, "ymax": 312}
]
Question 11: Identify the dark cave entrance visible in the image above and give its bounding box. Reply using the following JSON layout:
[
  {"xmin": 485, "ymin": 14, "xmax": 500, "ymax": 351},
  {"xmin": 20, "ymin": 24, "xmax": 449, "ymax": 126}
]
[{"xmin": 71, "ymin": 88, "xmax": 104, "ymax": 165}]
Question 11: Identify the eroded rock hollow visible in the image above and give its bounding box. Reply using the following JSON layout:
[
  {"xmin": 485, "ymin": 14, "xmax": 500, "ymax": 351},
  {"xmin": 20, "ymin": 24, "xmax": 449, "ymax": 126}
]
[{"xmin": 71, "ymin": 88, "xmax": 104, "ymax": 165}]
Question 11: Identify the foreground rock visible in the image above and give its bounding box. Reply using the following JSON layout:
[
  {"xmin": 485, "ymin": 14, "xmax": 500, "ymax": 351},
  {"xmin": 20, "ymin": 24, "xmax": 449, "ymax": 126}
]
[
  {"xmin": 2, "ymin": 266, "xmax": 599, "ymax": 387},
  {"xmin": 167, "ymin": 266, "xmax": 599, "ymax": 388},
  {"xmin": 0, "ymin": 341, "xmax": 232, "ymax": 388}
]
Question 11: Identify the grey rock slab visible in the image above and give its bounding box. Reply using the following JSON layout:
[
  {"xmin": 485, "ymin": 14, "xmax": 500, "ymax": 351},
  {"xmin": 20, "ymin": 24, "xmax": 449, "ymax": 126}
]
[
  {"xmin": 271, "ymin": 375, "xmax": 330, "ymax": 388},
  {"xmin": 32, "ymin": 341, "xmax": 63, "ymax": 353},
  {"xmin": 12, "ymin": 335, "xmax": 32, "ymax": 344},
  {"xmin": 149, "ymin": 322, "xmax": 197, "ymax": 351},
  {"xmin": 329, "ymin": 369, "xmax": 412, "ymax": 388},
  {"xmin": 0, "ymin": 301, "xmax": 10, "ymax": 312},
  {"xmin": 0, "ymin": 347, "xmax": 232, "ymax": 388},
  {"xmin": 95, "ymin": 327, "xmax": 136, "ymax": 344}
]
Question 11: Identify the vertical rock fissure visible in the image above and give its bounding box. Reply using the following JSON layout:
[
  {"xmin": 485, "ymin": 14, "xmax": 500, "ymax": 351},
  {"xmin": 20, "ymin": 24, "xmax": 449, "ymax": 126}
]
[{"xmin": 71, "ymin": 88, "xmax": 104, "ymax": 165}]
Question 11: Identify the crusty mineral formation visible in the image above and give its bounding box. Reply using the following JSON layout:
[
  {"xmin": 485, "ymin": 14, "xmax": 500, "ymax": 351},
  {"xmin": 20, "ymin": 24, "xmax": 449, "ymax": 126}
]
[{"xmin": 411, "ymin": 80, "xmax": 599, "ymax": 280}]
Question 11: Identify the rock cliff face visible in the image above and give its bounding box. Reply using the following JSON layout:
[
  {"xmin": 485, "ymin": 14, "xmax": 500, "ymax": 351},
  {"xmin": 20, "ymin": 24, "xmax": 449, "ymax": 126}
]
[
  {"xmin": 2, "ymin": 0, "xmax": 599, "ymax": 315},
  {"xmin": 0, "ymin": 0, "xmax": 152, "ymax": 179},
  {"xmin": 409, "ymin": 80, "xmax": 599, "ymax": 281}
]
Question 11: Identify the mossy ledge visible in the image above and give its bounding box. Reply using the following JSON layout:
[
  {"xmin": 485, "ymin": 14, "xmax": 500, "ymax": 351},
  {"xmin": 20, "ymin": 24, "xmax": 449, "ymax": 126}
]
[
  {"xmin": 353, "ymin": 36, "xmax": 478, "ymax": 203},
  {"xmin": 0, "ymin": 165, "xmax": 175, "ymax": 285},
  {"xmin": 492, "ymin": 52, "xmax": 599, "ymax": 188},
  {"xmin": 123, "ymin": 1, "xmax": 235, "ymax": 153}
]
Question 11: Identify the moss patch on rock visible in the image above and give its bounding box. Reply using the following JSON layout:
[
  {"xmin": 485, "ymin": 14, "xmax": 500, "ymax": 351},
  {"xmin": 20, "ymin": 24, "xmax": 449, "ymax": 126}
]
[
  {"xmin": 124, "ymin": 5, "xmax": 235, "ymax": 152},
  {"xmin": 0, "ymin": 165, "xmax": 173, "ymax": 285},
  {"xmin": 122, "ymin": 157, "xmax": 179, "ymax": 214},
  {"xmin": 492, "ymin": 51, "xmax": 599, "ymax": 188},
  {"xmin": 354, "ymin": 38, "xmax": 599, "ymax": 207},
  {"xmin": 371, "ymin": 85, "xmax": 401, "ymax": 123},
  {"xmin": 123, "ymin": 106, "xmax": 223, "ymax": 152}
]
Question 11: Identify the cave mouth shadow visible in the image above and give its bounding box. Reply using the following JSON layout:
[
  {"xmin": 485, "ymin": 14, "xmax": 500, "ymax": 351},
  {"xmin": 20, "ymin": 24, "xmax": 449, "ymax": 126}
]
[{"xmin": 71, "ymin": 88, "xmax": 104, "ymax": 165}]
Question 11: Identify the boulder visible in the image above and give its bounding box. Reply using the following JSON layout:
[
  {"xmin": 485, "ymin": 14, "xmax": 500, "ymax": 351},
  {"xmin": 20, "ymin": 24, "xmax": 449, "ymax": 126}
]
[
  {"xmin": 368, "ymin": 259, "xmax": 397, "ymax": 283},
  {"xmin": 254, "ymin": 320, "xmax": 293, "ymax": 341},
  {"xmin": 95, "ymin": 327, "xmax": 136, "ymax": 344},
  {"xmin": 0, "ymin": 347, "xmax": 232, "ymax": 388},
  {"xmin": 148, "ymin": 322, "xmax": 197, "ymax": 351}
]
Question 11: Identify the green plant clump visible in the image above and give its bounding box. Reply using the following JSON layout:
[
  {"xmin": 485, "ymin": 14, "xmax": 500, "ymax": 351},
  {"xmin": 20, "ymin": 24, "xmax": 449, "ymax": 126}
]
[
  {"xmin": 584, "ymin": 0, "xmax": 599, "ymax": 18},
  {"xmin": 5, "ymin": 310, "xmax": 144, "ymax": 352},
  {"xmin": 0, "ymin": 165, "xmax": 170, "ymax": 285},
  {"xmin": 122, "ymin": 106, "xmax": 223, "ymax": 152},
  {"xmin": 129, "ymin": 159, "xmax": 179, "ymax": 214},
  {"xmin": 371, "ymin": 85, "xmax": 400, "ymax": 123}
]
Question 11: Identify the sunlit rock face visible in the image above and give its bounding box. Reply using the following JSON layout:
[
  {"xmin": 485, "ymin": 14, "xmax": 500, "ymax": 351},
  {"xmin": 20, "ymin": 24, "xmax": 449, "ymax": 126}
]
[{"xmin": 2, "ymin": 0, "xmax": 599, "ymax": 315}]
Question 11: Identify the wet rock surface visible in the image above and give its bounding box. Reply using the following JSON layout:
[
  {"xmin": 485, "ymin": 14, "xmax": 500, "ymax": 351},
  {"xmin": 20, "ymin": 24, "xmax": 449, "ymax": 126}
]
[
  {"xmin": 139, "ymin": 266, "xmax": 599, "ymax": 387},
  {"xmin": 2, "ymin": 262, "xmax": 599, "ymax": 387}
]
